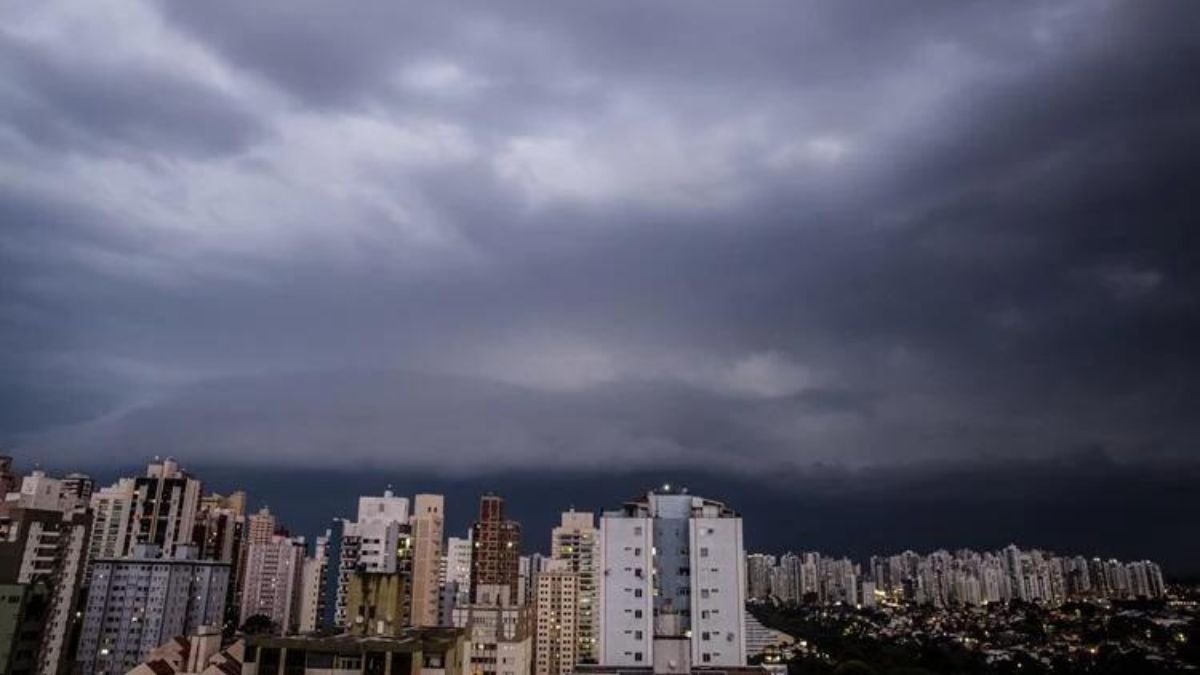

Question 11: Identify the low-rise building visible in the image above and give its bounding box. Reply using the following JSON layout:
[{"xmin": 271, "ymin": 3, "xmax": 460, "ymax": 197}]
[{"xmin": 243, "ymin": 628, "xmax": 465, "ymax": 675}]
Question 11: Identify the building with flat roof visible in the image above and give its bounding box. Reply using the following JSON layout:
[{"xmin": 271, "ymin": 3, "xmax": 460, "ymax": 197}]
[
  {"xmin": 243, "ymin": 627, "xmax": 466, "ymax": 675},
  {"xmin": 77, "ymin": 545, "xmax": 229, "ymax": 675},
  {"xmin": 599, "ymin": 487, "xmax": 747, "ymax": 669}
]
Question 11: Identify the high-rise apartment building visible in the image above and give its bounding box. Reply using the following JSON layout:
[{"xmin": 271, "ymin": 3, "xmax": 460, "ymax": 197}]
[
  {"xmin": 551, "ymin": 509, "xmax": 599, "ymax": 664},
  {"xmin": 598, "ymin": 487, "xmax": 747, "ymax": 668},
  {"xmin": 533, "ymin": 561, "xmax": 580, "ymax": 675},
  {"xmin": 335, "ymin": 490, "xmax": 411, "ymax": 628},
  {"xmin": 240, "ymin": 534, "xmax": 306, "ymax": 633},
  {"xmin": 297, "ymin": 530, "xmax": 331, "ymax": 634},
  {"xmin": 87, "ymin": 479, "xmax": 136, "ymax": 577},
  {"xmin": 440, "ymin": 534, "xmax": 473, "ymax": 623},
  {"xmin": 129, "ymin": 459, "xmax": 202, "ymax": 557},
  {"xmin": 78, "ymin": 545, "xmax": 229, "ymax": 675},
  {"xmin": 410, "ymin": 494, "xmax": 444, "ymax": 627},
  {"xmin": 0, "ymin": 500, "xmax": 92, "ymax": 675},
  {"xmin": 469, "ymin": 494, "xmax": 520, "ymax": 605}
]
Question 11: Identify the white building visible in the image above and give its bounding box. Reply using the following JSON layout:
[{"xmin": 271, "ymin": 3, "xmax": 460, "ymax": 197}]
[
  {"xmin": 335, "ymin": 490, "xmax": 410, "ymax": 628},
  {"xmin": 599, "ymin": 487, "xmax": 747, "ymax": 668},
  {"xmin": 241, "ymin": 534, "xmax": 306, "ymax": 633},
  {"xmin": 440, "ymin": 533, "xmax": 473, "ymax": 623},
  {"xmin": 87, "ymin": 479, "xmax": 136, "ymax": 573},
  {"xmin": 5, "ymin": 470, "xmax": 67, "ymax": 511},
  {"xmin": 78, "ymin": 544, "xmax": 229, "ymax": 675}
]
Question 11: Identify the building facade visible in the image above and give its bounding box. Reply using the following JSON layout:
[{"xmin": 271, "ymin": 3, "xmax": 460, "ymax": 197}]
[
  {"xmin": 533, "ymin": 562, "xmax": 579, "ymax": 675},
  {"xmin": 78, "ymin": 545, "xmax": 229, "ymax": 675},
  {"xmin": 469, "ymin": 495, "xmax": 520, "ymax": 605},
  {"xmin": 410, "ymin": 494, "xmax": 445, "ymax": 627},
  {"xmin": 598, "ymin": 487, "xmax": 747, "ymax": 668},
  {"xmin": 240, "ymin": 535, "xmax": 306, "ymax": 633},
  {"xmin": 551, "ymin": 509, "xmax": 599, "ymax": 664}
]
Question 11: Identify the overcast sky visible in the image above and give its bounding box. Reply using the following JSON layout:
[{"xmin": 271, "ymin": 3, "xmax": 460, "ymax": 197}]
[{"xmin": 2, "ymin": 0, "xmax": 1197, "ymax": 475}]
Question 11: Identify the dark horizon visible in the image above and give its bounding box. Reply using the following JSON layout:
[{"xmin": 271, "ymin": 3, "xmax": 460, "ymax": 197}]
[{"xmin": 19, "ymin": 453, "xmax": 1199, "ymax": 578}]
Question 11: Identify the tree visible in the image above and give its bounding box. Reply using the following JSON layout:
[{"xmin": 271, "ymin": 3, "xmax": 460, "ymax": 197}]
[{"xmin": 240, "ymin": 614, "xmax": 278, "ymax": 636}]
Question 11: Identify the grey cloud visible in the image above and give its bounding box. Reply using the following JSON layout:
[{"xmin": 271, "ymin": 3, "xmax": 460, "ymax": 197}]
[
  {"xmin": 1, "ymin": 0, "xmax": 1198, "ymax": 473},
  {"xmin": 0, "ymin": 36, "xmax": 264, "ymax": 158}
]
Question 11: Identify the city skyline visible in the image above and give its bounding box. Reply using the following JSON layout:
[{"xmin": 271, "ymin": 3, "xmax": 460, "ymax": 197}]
[
  {"xmin": 3, "ymin": 1, "xmax": 1199, "ymax": 673},
  {"xmin": 5, "ymin": 455, "xmax": 1192, "ymax": 578},
  {"xmin": 2, "ymin": 455, "xmax": 1190, "ymax": 675}
]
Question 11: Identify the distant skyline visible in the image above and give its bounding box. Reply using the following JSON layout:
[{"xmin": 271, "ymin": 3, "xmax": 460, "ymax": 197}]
[
  {"xmin": 21, "ymin": 457, "xmax": 1200, "ymax": 577},
  {"xmin": 2, "ymin": 1, "xmax": 1198, "ymax": 568}
]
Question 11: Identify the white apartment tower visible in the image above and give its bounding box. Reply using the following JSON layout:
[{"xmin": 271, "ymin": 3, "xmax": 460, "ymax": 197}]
[
  {"xmin": 334, "ymin": 490, "xmax": 410, "ymax": 628},
  {"xmin": 598, "ymin": 487, "xmax": 747, "ymax": 668},
  {"xmin": 439, "ymin": 533, "xmax": 473, "ymax": 623},
  {"xmin": 87, "ymin": 479, "xmax": 136, "ymax": 572}
]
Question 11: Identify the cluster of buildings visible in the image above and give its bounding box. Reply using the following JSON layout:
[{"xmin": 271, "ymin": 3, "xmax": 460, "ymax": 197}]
[
  {"xmin": 746, "ymin": 545, "xmax": 1167, "ymax": 609},
  {"xmin": 0, "ymin": 457, "xmax": 762, "ymax": 675}
]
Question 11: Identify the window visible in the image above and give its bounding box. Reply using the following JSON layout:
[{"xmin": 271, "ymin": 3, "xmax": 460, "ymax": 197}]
[
  {"xmin": 702, "ymin": 631, "xmax": 710, "ymax": 641},
  {"xmin": 700, "ymin": 589, "xmax": 710, "ymax": 599},
  {"xmin": 633, "ymin": 610, "xmax": 643, "ymax": 618},
  {"xmin": 634, "ymin": 589, "xmax": 643, "ymax": 598},
  {"xmin": 634, "ymin": 652, "xmax": 643, "ymax": 663},
  {"xmin": 633, "ymin": 527, "xmax": 643, "ymax": 536},
  {"xmin": 702, "ymin": 654, "xmax": 711, "ymax": 663},
  {"xmin": 634, "ymin": 630, "xmax": 643, "ymax": 640},
  {"xmin": 700, "ymin": 547, "xmax": 709, "ymax": 558}
]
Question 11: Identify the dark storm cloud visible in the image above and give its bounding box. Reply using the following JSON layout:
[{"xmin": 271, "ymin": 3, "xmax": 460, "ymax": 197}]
[{"xmin": 1, "ymin": 0, "xmax": 1198, "ymax": 473}]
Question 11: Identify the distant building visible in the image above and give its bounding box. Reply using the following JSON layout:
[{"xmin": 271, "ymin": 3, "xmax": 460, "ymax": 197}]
[
  {"xmin": 78, "ymin": 544, "xmax": 229, "ymax": 675},
  {"xmin": 452, "ymin": 584, "xmax": 532, "ymax": 675},
  {"xmin": 552, "ymin": 509, "xmax": 600, "ymax": 663},
  {"xmin": 86, "ymin": 479, "xmax": 137, "ymax": 580},
  {"xmin": 598, "ymin": 487, "xmax": 747, "ymax": 668},
  {"xmin": 439, "ymin": 534, "xmax": 473, "ymax": 624},
  {"xmin": 534, "ymin": 561, "xmax": 580, "ymax": 675},
  {"xmin": 346, "ymin": 571, "xmax": 410, "ymax": 636},
  {"xmin": 0, "ymin": 457, "xmax": 19, "ymax": 502},
  {"xmin": 469, "ymin": 495, "xmax": 521, "ymax": 605},
  {"xmin": 240, "ymin": 535, "xmax": 306, "ymax": 633},
  {"xmin": 335, "ymin": 490, "xmax": 411, "ymax": 628},
  {"xmin": 297, "ymin": 530, "xmax": 331, "ymax": 634},
  {"xmin": 410, "ymin": 494, "xmax": 445, "ymax": 627},
  {"xmin": 128, "ymin": 459, "xmax": 202, "ymax": 557}
]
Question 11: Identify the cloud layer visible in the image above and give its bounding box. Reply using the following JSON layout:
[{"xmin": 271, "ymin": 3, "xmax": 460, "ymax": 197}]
[{"xmin": 2, "ymin": 0, "xmax": 1198, "ymax": 471}]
